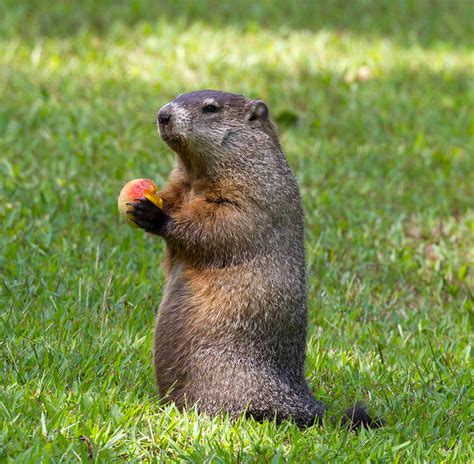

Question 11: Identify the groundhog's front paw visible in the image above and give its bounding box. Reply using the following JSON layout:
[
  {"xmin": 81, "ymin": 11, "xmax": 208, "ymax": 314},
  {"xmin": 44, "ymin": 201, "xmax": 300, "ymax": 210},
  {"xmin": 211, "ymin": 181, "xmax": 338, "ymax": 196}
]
[{"xmin": 126, "ymin": 198, "xmax": 168, "ymax": 235}]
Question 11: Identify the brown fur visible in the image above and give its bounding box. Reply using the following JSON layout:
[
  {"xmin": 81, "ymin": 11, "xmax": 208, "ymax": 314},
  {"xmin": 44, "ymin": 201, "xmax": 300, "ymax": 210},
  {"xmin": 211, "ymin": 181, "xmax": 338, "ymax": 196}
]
[{"xmin": 129, "ymin": 90, "xmax": 379, "ymax": 428}]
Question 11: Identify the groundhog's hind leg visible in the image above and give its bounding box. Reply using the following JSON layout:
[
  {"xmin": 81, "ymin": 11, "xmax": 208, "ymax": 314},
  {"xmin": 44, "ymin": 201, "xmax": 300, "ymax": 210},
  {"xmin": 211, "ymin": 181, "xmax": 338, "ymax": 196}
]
[
  {"xmin": 261, "ymin": 399, "xmax": 325, "ymax": 428},
  {"xmin": 245, "ymin": 399, "xmax": 325, "ymax": 428},
  {"xmin": 239, "ymin": 378, "xmax": 326, "ymax": 428}
]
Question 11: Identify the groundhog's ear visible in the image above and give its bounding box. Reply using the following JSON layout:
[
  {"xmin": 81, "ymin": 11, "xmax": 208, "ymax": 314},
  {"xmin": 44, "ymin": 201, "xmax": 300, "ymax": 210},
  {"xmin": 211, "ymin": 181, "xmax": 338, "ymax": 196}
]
[{"xmin": 248, "ymin": 100, "xmax": 269, "ymax": 122}]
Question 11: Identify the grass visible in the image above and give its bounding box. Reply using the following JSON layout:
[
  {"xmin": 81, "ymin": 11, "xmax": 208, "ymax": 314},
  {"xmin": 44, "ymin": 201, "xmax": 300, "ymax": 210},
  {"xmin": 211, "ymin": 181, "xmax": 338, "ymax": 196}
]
[{"xmin": 0, "ymin": 0, "xmax": 473, "ymax": 462}]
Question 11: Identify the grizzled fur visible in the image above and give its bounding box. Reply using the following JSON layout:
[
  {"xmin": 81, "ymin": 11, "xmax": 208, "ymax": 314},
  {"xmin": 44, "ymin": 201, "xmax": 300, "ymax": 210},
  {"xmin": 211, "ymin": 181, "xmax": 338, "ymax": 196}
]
[{"xmin": 130, "ymin": 90, "xmax": 326, "ymax": 427}]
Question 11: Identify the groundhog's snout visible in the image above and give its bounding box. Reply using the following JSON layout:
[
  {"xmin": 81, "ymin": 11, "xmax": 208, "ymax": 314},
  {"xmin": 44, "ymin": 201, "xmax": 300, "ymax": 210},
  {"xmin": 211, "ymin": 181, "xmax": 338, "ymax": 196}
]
[
  {"xmin": 157, "ymin": 103, "xmax": 180, "ymax": 146},
  {"xmin": 158, "ymin": 105, "xmax": 172, "ymax": 126}
]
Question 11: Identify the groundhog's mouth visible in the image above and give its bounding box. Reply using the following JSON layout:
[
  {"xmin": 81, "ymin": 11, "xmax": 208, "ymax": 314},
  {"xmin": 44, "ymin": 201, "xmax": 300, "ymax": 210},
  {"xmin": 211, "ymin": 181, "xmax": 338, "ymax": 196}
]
[{"xmin": 159, "ymin": 127, "xmax": 187, "ymax": 150}]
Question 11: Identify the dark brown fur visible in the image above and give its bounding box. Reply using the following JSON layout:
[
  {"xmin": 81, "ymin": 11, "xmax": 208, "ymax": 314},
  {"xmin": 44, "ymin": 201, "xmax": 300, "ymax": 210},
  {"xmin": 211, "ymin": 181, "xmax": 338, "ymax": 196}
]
[{"xmin": 129, "ymin": 90, "xmax": 378, "ymax": 428}]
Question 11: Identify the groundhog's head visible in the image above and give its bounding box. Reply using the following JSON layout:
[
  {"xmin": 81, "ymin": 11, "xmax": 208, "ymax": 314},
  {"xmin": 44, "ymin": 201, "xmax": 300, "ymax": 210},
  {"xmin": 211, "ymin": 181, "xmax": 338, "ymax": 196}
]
[{"xmin": 157, "ymin": 90, "xmax": 279, "ymax": 173}]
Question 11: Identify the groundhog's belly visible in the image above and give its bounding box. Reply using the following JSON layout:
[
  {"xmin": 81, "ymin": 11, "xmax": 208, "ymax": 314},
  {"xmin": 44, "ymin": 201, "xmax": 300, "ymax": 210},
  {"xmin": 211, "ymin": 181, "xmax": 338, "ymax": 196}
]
[
  {"xmin": 153, "ymin": 256, "xmax": 306, "ymax": 406},
  {"xmin": 153, "ymin": 260, "xmax": 190, "ymax": 401}
]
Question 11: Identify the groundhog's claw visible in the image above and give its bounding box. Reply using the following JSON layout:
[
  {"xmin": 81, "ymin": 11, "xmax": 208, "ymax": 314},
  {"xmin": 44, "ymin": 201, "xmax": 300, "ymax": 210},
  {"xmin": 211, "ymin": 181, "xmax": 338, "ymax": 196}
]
[{"xmin": 127, "ymin": 198, "xmax": 168, "ymax": 235}]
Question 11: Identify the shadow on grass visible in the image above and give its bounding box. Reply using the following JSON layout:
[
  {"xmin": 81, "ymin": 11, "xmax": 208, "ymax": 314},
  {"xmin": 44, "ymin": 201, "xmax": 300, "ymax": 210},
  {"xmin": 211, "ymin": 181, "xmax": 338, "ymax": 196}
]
[{"xmin": 1, "ymin": 0, "xmax": 473, "ymax": 49}]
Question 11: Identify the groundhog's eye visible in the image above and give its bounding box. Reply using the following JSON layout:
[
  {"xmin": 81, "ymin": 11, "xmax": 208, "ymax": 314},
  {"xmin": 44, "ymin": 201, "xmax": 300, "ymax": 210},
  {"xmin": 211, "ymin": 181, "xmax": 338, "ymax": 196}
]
[{"xmin": 202, "ymin": 103, "xmax": 220, "ymax": 113}]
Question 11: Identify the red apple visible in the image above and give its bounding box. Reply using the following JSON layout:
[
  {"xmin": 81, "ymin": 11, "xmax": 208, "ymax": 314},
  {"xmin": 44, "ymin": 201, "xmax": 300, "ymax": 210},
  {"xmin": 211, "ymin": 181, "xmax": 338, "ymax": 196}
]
[{"xmin": 118, "ymin": 178, "xmax": 163, "ymax": 227}]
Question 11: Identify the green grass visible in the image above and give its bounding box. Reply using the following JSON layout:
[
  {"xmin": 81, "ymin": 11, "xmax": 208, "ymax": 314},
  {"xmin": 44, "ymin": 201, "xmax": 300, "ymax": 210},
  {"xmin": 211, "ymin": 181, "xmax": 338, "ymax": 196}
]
[{"xmin": 1, "ymin": 1, "xmax": 473, "ymax": 462}]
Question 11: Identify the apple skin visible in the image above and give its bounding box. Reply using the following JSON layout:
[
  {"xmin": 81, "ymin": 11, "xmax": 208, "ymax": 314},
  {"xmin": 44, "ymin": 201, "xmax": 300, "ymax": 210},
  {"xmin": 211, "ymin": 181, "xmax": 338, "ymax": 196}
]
[{"xmin": 117, "ymin": 178, "xmax": 163, "ymax": 227}]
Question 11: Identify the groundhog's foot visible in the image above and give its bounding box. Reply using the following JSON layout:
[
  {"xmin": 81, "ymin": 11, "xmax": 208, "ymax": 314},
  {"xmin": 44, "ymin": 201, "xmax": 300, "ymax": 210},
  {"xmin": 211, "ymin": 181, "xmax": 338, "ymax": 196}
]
[{"xmin": 126, "ymin": 198, "xmax": 168, "ymax": 235}]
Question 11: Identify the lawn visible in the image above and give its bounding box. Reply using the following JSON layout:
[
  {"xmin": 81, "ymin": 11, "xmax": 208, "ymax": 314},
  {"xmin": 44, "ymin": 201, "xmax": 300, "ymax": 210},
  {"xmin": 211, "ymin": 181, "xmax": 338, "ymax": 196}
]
[{"xmin": 1, "ymin": 1, "xmax": 473, "ymax": 462}]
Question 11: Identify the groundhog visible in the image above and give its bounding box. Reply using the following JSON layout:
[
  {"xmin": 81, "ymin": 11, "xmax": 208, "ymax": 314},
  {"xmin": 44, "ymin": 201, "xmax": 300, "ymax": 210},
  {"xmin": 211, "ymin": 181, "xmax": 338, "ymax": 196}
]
[{"xmin": 128, "ymin": 90, "xmax": 378, "ymax": 429}]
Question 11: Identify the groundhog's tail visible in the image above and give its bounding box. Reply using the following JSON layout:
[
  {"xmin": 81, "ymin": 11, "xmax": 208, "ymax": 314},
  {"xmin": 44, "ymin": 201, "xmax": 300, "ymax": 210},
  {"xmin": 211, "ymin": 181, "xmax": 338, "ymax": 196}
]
[{"xmin": 337, "ymin": 402, "xmax": 384, "ymax": 430}]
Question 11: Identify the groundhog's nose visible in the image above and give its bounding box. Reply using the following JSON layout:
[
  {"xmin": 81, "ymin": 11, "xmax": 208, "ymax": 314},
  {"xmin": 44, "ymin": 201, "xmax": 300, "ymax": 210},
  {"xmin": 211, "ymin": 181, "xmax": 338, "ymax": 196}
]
[{"xmin": 158, "ymin": 106, "xmax": 172, "ymax": 125}]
